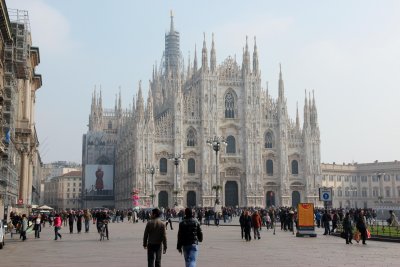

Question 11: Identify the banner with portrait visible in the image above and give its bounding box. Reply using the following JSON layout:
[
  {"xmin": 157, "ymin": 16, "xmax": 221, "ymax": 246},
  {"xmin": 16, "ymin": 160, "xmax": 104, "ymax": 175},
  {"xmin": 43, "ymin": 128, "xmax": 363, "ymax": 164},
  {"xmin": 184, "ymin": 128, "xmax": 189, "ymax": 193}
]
[{"xmin": 85, "ymin": 165, "xmax": 114, "ymax": 193}]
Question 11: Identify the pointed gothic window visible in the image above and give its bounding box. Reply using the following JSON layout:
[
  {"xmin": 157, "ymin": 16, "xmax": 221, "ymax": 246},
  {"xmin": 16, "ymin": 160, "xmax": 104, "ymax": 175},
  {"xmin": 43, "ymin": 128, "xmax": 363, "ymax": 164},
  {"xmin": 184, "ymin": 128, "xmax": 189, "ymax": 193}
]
[
  {"xmin": 291, "ymin": 160, "xmax": 299, "ymax": 175},
  {"xmin": 108, "ymin": 120, "xmax": 112, "ymax": 129},
  {"xmin": 160, "ymin": 158, "xmax": 167, "ymax": 173},
  {"xmin": 266, "ymin": 159, "xmax": 273, "ymax": 176},
  {"xmin": 186, "ymin": 128, "xmax": 196, "ymax": 146},
  {"xmin": 188, "ymin": 158, "xmax": 195, "ymax": 174},
  {"xmin": 225, "ymin": 91, "xmax": 235, "ymax": 118},
  {"xmin": 226, "ymin": 135, "xmax": 236, "ymax": 154},
  {"xmin": 265, "ymin": 132, "xmax": 273, "ymax": 148}
]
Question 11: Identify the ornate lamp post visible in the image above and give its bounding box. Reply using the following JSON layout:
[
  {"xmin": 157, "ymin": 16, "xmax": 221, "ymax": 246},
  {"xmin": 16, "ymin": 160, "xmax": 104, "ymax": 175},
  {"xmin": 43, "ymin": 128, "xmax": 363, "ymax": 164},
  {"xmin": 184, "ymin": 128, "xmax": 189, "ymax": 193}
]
[
  {"xmin": 207, "ymin": 136, "xmax": 227, "ymax": 205},
  {"xmin": 146, "ymin": 165, "xmax": 158, "ymax": 207},
  {"xmin": 169, "ymin": 153, "xmax": 184, "ymax": 206}
]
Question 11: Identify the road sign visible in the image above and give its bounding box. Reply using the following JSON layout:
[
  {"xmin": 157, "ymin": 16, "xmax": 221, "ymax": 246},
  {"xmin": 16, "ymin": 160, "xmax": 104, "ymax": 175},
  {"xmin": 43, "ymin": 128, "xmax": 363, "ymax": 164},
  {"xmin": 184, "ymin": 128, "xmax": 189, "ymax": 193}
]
[{"xmin": 319, "ymin": 188, "xmax": 332, "ymax": 202}]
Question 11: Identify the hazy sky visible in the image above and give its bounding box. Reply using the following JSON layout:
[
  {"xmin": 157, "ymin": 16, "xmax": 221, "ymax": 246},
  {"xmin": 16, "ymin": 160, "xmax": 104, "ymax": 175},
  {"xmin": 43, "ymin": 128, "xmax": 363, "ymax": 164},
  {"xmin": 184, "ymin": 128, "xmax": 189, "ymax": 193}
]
[{"xmin": 10, "ymin": 0, "xmax": 400, "ymax": 164}]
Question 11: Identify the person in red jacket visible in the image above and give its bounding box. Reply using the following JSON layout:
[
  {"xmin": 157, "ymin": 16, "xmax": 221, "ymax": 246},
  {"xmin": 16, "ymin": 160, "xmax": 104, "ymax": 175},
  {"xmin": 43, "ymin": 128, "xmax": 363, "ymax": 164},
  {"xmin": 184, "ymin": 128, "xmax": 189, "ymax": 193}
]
[
  {"xmin": 53, "ymin": 214, "xmax": 62, "ymax": 241},
  {"xmin": 251, "ymin": 210, "xmax": 262, "ymax": 240}
]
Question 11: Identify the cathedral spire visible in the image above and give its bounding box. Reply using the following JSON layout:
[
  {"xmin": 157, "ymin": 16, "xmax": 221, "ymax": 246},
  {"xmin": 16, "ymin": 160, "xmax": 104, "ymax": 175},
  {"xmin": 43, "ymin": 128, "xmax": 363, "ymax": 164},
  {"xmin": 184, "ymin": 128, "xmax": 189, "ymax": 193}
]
[
  {"xmin": 146, "ymin": 81, "xmax": 154, "ymax": 122},
  {"xmin": 296, "ymin": 102, "xmax": 300, "ymax": 130},
  {"xmin": 201, "ymin": 33, "xmax": 208, "ymax": 72},
  {"xmin": 193, "ymin": 44, "xmax": 198, "ymax": 72},
  {"xmin": 253, "ymin": 36, "xmax": 259, "ymax": 74},
  {"xmin": 136, "ymin": 80, "xmax": 145, "ymax": 120},
  {"xmin": 303, "ymin": 89, "xmax": 310, "ymax": 128},
  {"xmin": 278, "ymin": 64, "xmax": 285, "ymax": 100},
  {"xmin": 169, "ymin": 10, "xmax": 175, "ymax": 34},
  {"xmin": 242, "ymin": 36, "xmax": 250, "ymax": 74},
  {"xmin": 311, "ymin": 90, "xmax": 318, "ymax": 126},
  {"xmin": 118, "ymin": 86, "xmax": 122, "ymax": 112},
  {"xmin": 91, "ymin": 85, "xmax": 96, "ymax": 111},
  {"xmin": 164, "ymin": 12, "xmax": 180, "ymax": 76},
  {"xmin": 210, "ymin": 33, "xmax": 216, "ymax": 73},
  {"xmin": 186, "ymin": 51, "xmax": 191, "ymax": 78}
]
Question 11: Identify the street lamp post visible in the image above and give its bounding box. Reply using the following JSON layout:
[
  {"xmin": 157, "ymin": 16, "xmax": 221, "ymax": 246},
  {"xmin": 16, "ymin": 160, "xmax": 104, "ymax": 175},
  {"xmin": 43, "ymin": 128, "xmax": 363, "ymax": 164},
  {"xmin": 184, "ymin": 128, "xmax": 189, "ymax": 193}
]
[
  {"xmin": 146, "ymin": 165, "xmax": 158, "ymax": 207},
  {"xmin": 377, "ymin": 172, "xmax": 385, "ymax": 203},
  {"xmin": 169, "ymin": 154, "xmax": 184, "ymax": 206},
  {"xmin": 207, "ymin": 136, "xmax": 227, "ymax": 205}
]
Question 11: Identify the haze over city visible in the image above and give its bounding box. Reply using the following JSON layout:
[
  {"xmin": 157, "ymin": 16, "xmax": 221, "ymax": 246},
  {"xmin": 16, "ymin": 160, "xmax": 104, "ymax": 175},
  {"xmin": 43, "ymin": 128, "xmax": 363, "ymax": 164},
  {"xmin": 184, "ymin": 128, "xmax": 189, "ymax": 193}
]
[{"xmin": 11, "ymin": 0, "xmax": 400, "ymax": 164}]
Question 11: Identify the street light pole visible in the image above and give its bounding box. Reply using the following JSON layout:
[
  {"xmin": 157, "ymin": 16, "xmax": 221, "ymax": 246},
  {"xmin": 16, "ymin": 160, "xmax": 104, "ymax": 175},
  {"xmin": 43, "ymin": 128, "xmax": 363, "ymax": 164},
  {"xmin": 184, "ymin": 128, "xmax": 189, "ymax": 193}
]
[
  {"xmin": 377, "ymin": 172, "xmax": 385, "ymax": 203},
  {"xmin": 146, "ymin": 165, "xmax": 158, "ymax": 207},
  {"xmin": 169, "ymin": 154, "xmax": 184, "ymax": 206},
  {"xmin": 207, "ymin": 136, "xmax": 227, "ymax": 205}
]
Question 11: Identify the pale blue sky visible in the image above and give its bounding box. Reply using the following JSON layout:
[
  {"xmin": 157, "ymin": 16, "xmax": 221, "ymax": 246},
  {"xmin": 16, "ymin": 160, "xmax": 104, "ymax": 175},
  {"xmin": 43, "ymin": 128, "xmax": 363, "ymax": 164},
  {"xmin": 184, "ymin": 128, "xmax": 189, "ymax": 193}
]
[{"xmin": 10, "ymin": 0, "xmax": 400, "ymax": 164}]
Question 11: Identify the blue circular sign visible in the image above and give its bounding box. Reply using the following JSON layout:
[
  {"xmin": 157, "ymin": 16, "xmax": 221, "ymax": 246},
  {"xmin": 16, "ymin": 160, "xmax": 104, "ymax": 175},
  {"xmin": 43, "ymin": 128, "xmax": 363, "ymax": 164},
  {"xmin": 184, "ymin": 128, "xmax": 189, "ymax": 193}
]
[{"xmin": 322, "ymin": 193, "xmax": 330, "ymax": 200}]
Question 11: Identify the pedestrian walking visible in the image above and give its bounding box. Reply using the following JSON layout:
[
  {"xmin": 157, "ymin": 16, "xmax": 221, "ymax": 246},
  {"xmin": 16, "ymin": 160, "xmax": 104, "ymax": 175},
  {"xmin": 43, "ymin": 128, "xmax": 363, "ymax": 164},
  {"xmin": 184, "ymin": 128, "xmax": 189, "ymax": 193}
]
[
  {"xmin": 177, "ymin": 208, "xmax": 203, "ymax": 267},
  {"xmin": 165, "ymin": 209, "xmax": 173, "ymax": 230},
  {"xmin": 239, "ymin": 212, "xmax": 245, "ymax": 239},
  {"xmin": 356, "ymin": 210, "xmax": 368, "ymax": 245},
  {"xmin": 251, "ymin": 210, "xmax": 262, "ymax": 240},
  {"xmin": 76, "ymin": 211, "xmax": 83, "ymax": 233},
  {"xmin": 143, "ymin": 208, "xmax": 167, "ymax": 267},
  {"xmin": 21, "ymin": 214, "xmax": 28, "ymax": 241},
  {"xmin": 84, "ymin": 210, "xmax": 92, "ymax": 233},
  {"xmin": 243, "ymin": 211, "xmax": 252, "ymax": 242},
  {"xmin": 34, "ymin": 214, "xmax": 41, "ymax": 238},
  {"xmin": 68, "ymin": 211, "xmax": 75, "ymax": 234},
  {"xmin": 54, "ymin": 214, "xmax": 63, "ymax": 240},
  {"xmin": 342, "ymin": 212, "xmax": 353, "ymax": 244}
]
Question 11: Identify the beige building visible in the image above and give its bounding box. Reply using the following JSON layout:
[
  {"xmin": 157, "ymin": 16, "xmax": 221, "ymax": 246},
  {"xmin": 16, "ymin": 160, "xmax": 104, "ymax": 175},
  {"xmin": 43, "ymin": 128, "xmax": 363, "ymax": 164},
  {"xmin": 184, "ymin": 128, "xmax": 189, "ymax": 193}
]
[
  {"xmin": 321, "ymin": 161, "xmax": 400, "ymax": 209},
  {"xmin": 44, "ymin": 171, "xmax": 82, "ymax": 210},
  {"xmin": 39, "ymin": 162, "xmax": 81, "ymax": 205},
  {"xmin": 0, "ymin": 4, "xmax": 42, "ymax": 215}
]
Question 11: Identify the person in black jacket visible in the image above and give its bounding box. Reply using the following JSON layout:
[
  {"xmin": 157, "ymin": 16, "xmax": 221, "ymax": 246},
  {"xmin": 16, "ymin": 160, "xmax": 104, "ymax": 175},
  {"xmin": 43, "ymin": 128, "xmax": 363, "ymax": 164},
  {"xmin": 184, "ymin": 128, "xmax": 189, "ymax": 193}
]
[
  {"xmin": 177, "ymin": 208, "xmax": 203, "ymax": 267},
  {"xmin": 342, "ymin": 212, "xmax": 353, "ymax": 244},
  {"xmin": 239, "ymin": 212, "xmax": 245, "ymax": 239},
  {"xmin": 243, "ymin": 210, "xmax": 252, "ymax": 242}
]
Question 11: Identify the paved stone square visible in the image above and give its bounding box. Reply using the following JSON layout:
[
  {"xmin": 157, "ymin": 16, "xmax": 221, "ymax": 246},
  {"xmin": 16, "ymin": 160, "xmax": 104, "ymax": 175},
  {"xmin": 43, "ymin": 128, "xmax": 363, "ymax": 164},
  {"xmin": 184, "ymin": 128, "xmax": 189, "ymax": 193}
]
[{"xmin": 1, "ymin": 220, "xmax": 398, "ymax": 267}]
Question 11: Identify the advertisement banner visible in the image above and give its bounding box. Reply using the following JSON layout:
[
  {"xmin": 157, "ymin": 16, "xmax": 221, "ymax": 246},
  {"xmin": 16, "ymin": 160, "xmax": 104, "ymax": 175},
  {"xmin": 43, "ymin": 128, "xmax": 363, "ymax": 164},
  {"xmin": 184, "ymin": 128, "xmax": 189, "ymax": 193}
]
[
  {"xmin": 298, "ymin": 203, "xmax": 315, "ymax": 228},
  {"xmin": 85, "ymin": 165, "xmax": 114, "ymax": 192}
]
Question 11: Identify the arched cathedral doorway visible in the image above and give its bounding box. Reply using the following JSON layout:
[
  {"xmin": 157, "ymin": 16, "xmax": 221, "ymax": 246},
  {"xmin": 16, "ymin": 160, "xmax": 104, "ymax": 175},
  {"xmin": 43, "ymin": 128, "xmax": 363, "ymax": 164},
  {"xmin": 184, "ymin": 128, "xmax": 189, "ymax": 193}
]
[
  {"xmin": 158, "ymin": 191, "xmax": 168, "ymax": 208},
  {"xmin": 187, "ymin": 191, "xmax": 196, "ymax": 207},
  {"xmin": 225, "ymin": 181, "xmax": 238, "ymax": 207},
  {"xmin": 292, "ymin": 191, "xmax": 300, "ymax": 208},
  {"xmin": 266, "ymin": 191, "xmax": 275, "ymax": 207}
]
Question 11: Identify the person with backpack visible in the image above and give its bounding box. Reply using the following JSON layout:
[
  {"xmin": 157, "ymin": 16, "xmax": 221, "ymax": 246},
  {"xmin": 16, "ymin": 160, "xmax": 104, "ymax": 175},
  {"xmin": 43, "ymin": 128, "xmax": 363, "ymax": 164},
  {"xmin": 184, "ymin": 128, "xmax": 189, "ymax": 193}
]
[{"xmin": 177, "ymin": 208, "xmax": 203, "ymax": 267}]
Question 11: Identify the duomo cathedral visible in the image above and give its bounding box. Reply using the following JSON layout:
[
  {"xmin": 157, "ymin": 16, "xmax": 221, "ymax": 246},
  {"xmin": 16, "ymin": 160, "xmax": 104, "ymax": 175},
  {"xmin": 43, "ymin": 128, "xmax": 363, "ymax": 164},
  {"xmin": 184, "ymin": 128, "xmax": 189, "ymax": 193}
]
[{"xmin": 83, "ymin": 14, "xmax": 323, "ymax": 209}]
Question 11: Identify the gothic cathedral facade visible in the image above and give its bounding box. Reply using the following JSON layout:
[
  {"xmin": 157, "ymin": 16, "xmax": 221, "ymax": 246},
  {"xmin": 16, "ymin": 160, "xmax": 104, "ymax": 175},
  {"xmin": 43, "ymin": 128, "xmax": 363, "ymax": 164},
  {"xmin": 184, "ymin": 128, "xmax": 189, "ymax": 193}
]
[{"xmin": 85, "ymin": 15, "xmax": 322, "ymax": 209}]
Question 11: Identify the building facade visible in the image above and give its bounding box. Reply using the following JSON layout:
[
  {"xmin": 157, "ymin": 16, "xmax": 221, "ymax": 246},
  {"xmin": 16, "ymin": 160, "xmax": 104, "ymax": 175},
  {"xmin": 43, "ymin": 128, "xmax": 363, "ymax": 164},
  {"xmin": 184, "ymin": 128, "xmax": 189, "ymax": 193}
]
[
  {"xmin": 0, "ymin": 2, "xmax": 42, "ymax": 220},
  {"xmin": 83, "ymin": 15, "xmax": 322, "ymax": 209},
  {"xmin": 44, "ymin": 171, "xmax": 82, "ymax": 210},
  {"xmin": 321, "ymin": 161, "xmax": 400, "ymax": 209},
  {"xmin": 40, "ymin": 161, "xmax": 81, "ymax": 205}
]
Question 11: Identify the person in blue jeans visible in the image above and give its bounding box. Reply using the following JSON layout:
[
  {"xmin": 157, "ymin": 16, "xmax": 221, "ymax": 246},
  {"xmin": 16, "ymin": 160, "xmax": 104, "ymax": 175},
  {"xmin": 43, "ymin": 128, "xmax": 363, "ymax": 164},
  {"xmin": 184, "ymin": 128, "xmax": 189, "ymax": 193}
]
[{"xmin": 177, "ymin": 208, "xmax": 203, "ymax": 267}]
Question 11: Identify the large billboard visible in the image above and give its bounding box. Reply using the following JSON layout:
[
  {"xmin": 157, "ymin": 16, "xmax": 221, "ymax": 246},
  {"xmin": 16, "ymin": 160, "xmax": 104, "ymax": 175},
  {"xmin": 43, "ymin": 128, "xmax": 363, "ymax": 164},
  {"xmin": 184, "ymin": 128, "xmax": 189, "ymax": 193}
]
[{"xmin": 85, "ymin": 165, "xmax": 114, "ymax": 193}]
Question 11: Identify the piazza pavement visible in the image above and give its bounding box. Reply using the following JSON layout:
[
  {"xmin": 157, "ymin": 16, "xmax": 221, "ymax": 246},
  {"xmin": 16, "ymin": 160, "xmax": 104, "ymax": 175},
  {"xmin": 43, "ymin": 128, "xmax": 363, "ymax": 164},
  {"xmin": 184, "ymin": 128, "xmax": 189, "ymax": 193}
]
[{"xmin": 1, "ymin": 218, "xmax": 399, "ymax": 267}]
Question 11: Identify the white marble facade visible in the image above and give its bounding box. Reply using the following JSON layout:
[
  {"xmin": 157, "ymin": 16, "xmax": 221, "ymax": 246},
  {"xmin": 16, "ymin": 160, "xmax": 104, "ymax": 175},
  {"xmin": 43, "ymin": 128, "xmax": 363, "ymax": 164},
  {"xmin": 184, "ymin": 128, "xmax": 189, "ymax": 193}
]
[{"xmin": 86, "ymin": 15, "xmax": 322, "ymax": 209}]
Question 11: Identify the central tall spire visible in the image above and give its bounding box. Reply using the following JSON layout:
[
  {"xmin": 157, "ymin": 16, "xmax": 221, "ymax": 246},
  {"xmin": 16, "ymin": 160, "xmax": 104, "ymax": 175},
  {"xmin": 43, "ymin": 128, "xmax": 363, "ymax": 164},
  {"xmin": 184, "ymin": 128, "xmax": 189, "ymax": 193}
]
[
  {"xmin": 164, "ymin": 11, "xmax": 181, "ymax": 76},
  {"xmin": 170, "ymin": 10, "xmax": 174, "ymax": 33}
]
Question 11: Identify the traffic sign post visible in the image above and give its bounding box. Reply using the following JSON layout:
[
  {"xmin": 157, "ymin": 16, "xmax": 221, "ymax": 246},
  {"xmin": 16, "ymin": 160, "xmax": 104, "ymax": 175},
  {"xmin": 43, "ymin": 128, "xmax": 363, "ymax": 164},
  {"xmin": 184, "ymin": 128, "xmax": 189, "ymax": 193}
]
[{"xmin": 319, "ymin": 187, "xmax": 332, "ymax": 210}]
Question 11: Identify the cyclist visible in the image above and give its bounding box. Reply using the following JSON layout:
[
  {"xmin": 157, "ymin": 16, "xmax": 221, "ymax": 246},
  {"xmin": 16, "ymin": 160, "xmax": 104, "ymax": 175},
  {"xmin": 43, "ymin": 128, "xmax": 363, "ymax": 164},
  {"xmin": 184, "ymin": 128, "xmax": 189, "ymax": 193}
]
[{"xmin": 97, "ymin": 211, "xmax": 110, "ymax": 240}]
